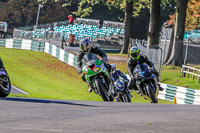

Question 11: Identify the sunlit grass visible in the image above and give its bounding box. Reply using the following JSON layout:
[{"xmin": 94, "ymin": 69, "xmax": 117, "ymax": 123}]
[{"xmin": 0, "ymin": 47, "xmax": 174, "ymax": 103}]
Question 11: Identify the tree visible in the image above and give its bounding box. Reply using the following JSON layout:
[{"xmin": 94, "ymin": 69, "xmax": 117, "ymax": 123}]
[
  {"xmin": 72, "ymin": 0, "xmax": 149, "ymax": 54},
  {"xmin": 0, "ymin": 0, "xmax": 71, "ymax": 32},
  {"xmin": 121, "ymin": 1, "xmax": 133, "ymax": 54},
  {"xmin": 0, "ymin": 0, "xmax": 39, "ymax": 31},
  {"xmin": 147, "ymin": 0, "xmax": 160, "ymax": 47},
  {"xmin": 165, "ymin": 0, "xmax": 189, "ymax": 66}
]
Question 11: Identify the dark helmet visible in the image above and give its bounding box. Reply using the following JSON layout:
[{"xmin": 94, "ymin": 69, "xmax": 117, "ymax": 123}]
[
  {"xmin": 80, "ymin": 38, "xmax": 91, "ymax": 52},
  {"xmin": 129, "ymin": 46, "xmax": 140, "ymax": 60}
]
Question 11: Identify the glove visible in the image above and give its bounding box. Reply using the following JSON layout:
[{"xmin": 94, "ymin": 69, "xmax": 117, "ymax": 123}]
[
  {"xmin": 102, "ymin": 57, "xmax": 108, "ymax": 62},
  {"xmin": 151, "ymin": 66, "xmax": 159, "ymax": 77},
  {"xmin": 151, "ymin": 66, "xmax": 156, "ymax": 72}
]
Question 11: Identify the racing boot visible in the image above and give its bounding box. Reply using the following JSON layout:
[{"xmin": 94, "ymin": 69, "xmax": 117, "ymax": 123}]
[
  {"xmin": 88, "ymin": 86, "xmax": 92, "ymax": 93},
  {"xmin": 88, "ymin": 82, "xmax": 93, "ymax": 93},
  {"xmin": 158, "ymin": 84, "xmax": 164, "ymax": 91},
  {"xmin": 128, "ymin": 83, "xmax": 142, "ymax": 96}
]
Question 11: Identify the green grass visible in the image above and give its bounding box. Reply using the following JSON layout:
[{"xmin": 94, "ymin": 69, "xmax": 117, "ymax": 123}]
[
  {"xmin": 0, "ymin": 47, "xmax": 171, "ymax": 103},
  {"xmin": 0, "ymin": 47, "xmax": 101, "ymax": 101},
  {"xmin": 108, "ymin": 53, "xmax": 128, "ymax": 57},
  {"xmin": 160, "ymin": 66, "xmax": 200, "ymax": 89}
]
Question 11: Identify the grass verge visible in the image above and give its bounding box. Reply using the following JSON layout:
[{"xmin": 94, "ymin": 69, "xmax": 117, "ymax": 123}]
[{"xmin": 1, "ymin": 47, "xmax": 172, "ymax": 103}]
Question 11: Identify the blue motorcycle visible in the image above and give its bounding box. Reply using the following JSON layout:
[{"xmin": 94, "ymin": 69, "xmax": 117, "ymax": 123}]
[
  {"xmin": 111, "ymin": 71, "xmax": 131, "ymax": 102},
  {"xmin": 134, "ymin": 63, "xmax": 159, "ymax": 103}
]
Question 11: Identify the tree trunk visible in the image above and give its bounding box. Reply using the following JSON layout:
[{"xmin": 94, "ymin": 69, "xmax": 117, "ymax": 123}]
[
  {"xmin": 165, "ymin": 0, "xmax": 188, "ymax": 66},
  {"xmin": 147, "ymin": 0, "xmax": 160, "ymax": 48},
  {"xmin": 120, "ymin": 1, "xmax": 133, "ymax": 54}
]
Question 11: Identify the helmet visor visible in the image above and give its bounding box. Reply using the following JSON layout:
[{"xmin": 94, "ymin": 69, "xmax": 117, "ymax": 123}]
[
  {"xmin": 82, "ymin": 42, "xmax": 89, "ymax": 47},
  {"xmin": 131, "ymin": 52, "xmax": 139, "ymax": 58}
]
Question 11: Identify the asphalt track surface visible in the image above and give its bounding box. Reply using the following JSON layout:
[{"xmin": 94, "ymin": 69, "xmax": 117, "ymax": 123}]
[{"xmin": 0, "ymin": 97, "xmax": 200, "ymax": 133}]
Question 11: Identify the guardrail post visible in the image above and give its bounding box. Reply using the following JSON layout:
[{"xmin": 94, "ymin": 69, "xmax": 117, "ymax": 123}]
[
  {"xmin": 187, "ymin": 68, "xmax": 189, "ymax": 78},
  {"xmin": 181, "ymin": 65, "xmax": 184, "ymax": 77},
  {"xmin": 192, "ymin": 70, "xmax": 195, "ymax": 80}
]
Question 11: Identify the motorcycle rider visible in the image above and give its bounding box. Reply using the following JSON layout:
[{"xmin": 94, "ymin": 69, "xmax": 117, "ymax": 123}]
[
  {"xmin": 77, "ymin": 38, "xmax": 111, "ymax": 92},
  {"xmin": 127, "ymin": 46, "xmax": 159, "ymax": 92}
]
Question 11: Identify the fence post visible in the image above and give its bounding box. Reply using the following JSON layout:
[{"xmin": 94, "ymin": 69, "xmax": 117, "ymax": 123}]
[
  {"xmin": 187, "ymin": 68, "xmax": 189, "ymax": 78},
  {"xmin": 181, "ymin": 65, "xmax": 184, "ymax": 77},
  {"xmin": 192, "ymin": 70, "xmax": 195, "ymax": 80},
  {"xmin": 162, "ymin": 36, "xmax": 167, "ymax": 64},
  {"xmin": 184, "ymin": 37, "xmax": 189, "ymax": 65}
]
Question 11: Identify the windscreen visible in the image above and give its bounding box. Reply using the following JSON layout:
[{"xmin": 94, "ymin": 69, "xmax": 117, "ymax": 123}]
[
  {"xmin": 82, "ymin": 53, "xmax": 97, "ymax": 67},
  {"xmin": 135, "ymin": 63, "xmax": 149, "ymax": 74}
]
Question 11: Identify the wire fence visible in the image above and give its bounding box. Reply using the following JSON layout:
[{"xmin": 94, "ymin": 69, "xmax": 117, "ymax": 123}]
[
  {"xmin": 159, "ymin": 38, "xmax": 200, "ymax": 65},
  {"xmin": 17, "ymin": 20, "xmax": 69, "ymax": 31},
  {"xmin": 103, "ymin": 21, "xmax": 125, "ymax": 29}
]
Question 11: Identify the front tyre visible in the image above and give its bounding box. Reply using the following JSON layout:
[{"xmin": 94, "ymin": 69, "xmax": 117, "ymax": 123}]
[
  {"xmin": 0, "ymin": 69, "xmax": 11, "ymax": 97},
  {"xmin": 146, "ymin": 83, "xmax": 158, "ymax": 103},
  {"xmin": 95, "ymin": 78, "xmax": 110, "ymax": 101}
]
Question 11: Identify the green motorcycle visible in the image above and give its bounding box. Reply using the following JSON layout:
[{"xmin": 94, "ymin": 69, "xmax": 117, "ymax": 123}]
[{"xmin": 81, "ymin": 53, "xmax": 114, "ymax": 101}]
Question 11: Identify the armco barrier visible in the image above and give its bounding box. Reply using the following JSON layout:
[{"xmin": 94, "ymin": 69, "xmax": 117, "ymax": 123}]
[
  {"xmin": 0, "ymin": 39, "xmax": 45, "ymax": 52},
  {"xmin": 0, "ymin": 38, "xmax": 199, "ymax": 104},
  {"xmin": 158, "ymin": 83, "xmax": 200, "ymax": 105},
  {"xmin": 0, "ymin": 39, "xmax": 77, "ymax": 68},
  {"xmin": 44, "ymin": 42, "xmax": 77, "ymax": 67}
]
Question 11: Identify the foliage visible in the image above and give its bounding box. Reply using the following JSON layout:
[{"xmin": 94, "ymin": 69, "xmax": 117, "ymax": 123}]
[
  {"xmin": 165, "ymin": 0, "xmax": 199, "ymax": 30},
  {"xmin": 73, "ymin": 0, "xmax": 150, "ymax": 18},
  {"xmin": 0, "ymin": 0, "xmax": 39, "ymax": 28},
  {"xmin": 0, "ymin": 0, "xmax": 71, "ymax": 31},
  {"xmin": 185, "ymin": 0, "xmax": 200, "ymax": 31}
]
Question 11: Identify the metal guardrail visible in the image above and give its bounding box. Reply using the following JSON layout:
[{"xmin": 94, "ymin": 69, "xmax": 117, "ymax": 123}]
[{"xmin": 181, "ymin": 65, "xmax": 200, "ymax": 83}]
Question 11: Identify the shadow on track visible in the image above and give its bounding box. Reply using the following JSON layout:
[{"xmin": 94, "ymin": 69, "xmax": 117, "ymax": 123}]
[{"xmin": 0, "ymin": 97, "xmax": 98, "ymax": 107}]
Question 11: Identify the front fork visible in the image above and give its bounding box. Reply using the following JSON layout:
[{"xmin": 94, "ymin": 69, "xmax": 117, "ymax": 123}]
[{"xmin": 153, "ymin": 77, "xmax": 159, "ymax": 97}]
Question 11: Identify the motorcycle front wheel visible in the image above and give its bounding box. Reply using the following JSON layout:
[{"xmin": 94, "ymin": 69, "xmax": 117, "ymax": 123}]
[
  {"xmin": 0, "ymin": 68, "xmax": 11, "ymax": 97},
  {"xmin": 146, "ymin": 83, "xmax": 158, "ymax": 103},
  {"xmin": 95, "ymin": 78, "xmax": 110, "ymax": 101}
]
